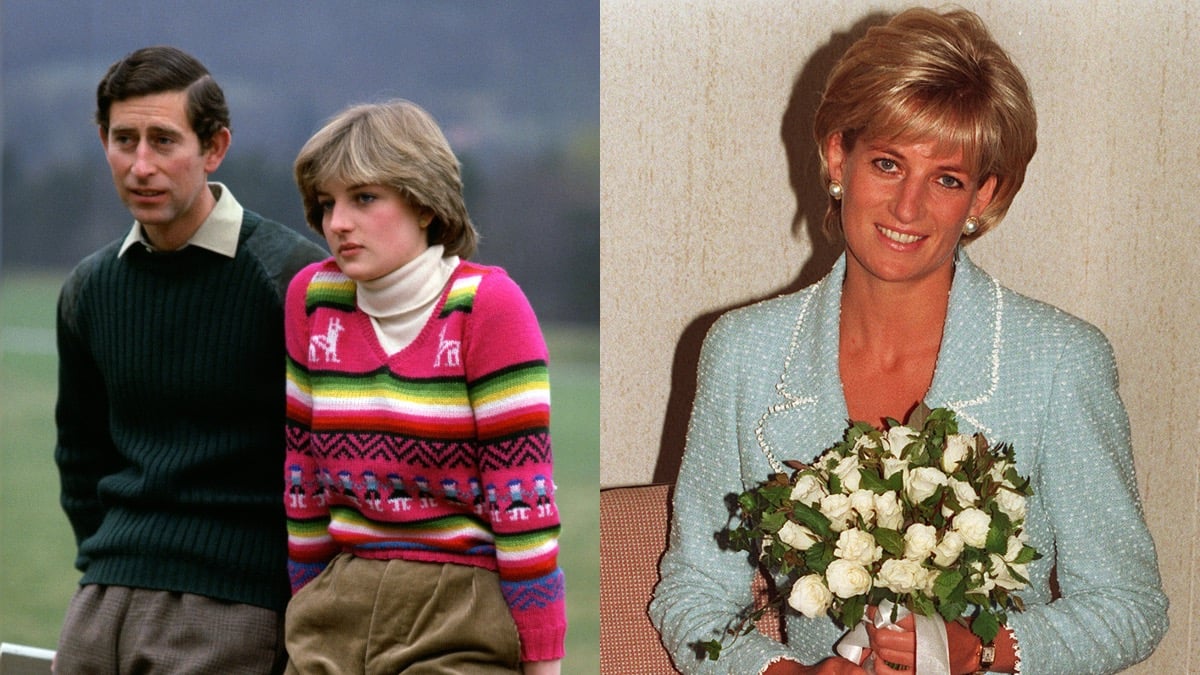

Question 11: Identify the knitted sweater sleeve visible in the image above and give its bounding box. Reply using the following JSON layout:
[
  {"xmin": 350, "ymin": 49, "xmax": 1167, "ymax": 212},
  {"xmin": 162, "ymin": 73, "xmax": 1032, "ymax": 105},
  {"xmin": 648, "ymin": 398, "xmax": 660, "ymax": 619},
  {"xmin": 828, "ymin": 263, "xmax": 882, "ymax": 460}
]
[
  {"xmin": 283, "ymin": 261, "xmax": 338, "ymax": 591},
  {"xmin": 54, "ymin": 260, "xmax": 122, "ymax": 570},
  {"xmin": 464, "ymin": 271, "xmax": 566, "ymax": 663},
  {"xmin": 649, "ymin": 313, "xmax": 803, "ymax": 674},
  {"xmin": 1003, "ymin": 325, "xmax": 1168, "ymax": 673}
]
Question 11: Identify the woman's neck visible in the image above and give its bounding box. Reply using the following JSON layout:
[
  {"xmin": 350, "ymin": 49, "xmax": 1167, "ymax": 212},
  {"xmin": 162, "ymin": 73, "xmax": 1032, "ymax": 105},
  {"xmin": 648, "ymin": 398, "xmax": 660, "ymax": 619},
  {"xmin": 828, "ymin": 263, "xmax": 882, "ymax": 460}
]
[
  {"xmin": 838, "ymin": 263, "xmax": 952, "ymax": 427},
  {"xmin": 840, "ymin": 268, "xmax": 951, "ymax": 352}
]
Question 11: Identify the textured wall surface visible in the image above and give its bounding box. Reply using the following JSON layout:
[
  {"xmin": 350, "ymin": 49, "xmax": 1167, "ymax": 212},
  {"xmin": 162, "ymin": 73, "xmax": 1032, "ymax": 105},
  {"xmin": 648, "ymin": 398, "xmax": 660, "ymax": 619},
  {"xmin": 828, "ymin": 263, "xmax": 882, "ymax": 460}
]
[{"xmin": 600, "ymin": 0, "xmax": 1198, "ymax": 670}]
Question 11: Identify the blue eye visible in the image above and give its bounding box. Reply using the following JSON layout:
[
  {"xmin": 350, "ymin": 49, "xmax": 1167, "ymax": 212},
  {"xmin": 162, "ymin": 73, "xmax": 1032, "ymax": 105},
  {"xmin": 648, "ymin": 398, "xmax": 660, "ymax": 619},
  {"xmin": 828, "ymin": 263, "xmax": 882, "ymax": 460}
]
[
  {"xmin": 938, "ymin": 175, "xmax": 964, "ymax": 189},
  {"xmin": 875, "ymin": 158, "xmax": 898, "ymax": 172}
]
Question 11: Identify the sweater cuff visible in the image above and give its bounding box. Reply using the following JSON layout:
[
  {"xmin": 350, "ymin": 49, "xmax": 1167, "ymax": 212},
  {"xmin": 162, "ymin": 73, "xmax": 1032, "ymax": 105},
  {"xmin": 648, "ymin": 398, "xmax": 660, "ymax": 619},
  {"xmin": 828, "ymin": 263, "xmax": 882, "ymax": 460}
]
[{"xmin": 518, "ymin": 621, "xmax": 567, "ymax": 663}]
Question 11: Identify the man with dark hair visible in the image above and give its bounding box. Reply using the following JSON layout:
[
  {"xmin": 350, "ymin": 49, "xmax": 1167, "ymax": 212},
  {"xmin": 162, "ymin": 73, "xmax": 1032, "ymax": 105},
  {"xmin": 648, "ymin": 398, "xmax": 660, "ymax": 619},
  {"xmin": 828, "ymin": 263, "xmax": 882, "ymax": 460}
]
[{"xmin": 53, "ymin": 45, "xmax": 324, "ymax": 673}]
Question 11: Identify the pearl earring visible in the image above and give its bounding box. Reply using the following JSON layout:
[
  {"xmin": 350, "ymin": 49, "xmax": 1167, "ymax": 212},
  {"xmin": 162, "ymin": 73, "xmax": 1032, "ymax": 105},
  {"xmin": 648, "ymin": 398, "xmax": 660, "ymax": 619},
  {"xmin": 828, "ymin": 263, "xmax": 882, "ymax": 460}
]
[
  {"xmin": 963, "ymin": 216, "xmax": 981, "ymax": 236},
  {"xmin": 828, "ymin": 181, "xmax": 844, "ymax": 200}
]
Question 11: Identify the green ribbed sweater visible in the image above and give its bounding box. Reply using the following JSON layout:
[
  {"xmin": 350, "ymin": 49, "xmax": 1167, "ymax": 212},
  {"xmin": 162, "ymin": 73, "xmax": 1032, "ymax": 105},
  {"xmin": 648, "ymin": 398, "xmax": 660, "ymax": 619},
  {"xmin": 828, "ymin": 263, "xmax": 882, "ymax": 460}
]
[{"xmin": 54, "ymin": 211, "xmax": 325, "ymax": 612}]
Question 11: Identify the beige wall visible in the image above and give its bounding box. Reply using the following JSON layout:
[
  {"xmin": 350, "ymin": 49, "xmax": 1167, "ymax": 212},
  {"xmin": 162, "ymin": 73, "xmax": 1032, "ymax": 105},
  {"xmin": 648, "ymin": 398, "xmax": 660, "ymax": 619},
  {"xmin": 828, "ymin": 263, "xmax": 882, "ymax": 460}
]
[{"xmin": 600, "ymin": 0, "xmax": 1199, "ymax": 670}]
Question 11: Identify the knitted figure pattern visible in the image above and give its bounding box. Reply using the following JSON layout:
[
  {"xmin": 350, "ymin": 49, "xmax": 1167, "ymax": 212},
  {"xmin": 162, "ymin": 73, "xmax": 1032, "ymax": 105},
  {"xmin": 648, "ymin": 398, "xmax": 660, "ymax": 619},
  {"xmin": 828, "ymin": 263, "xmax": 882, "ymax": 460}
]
[{"xmin": 284, "ymin": 258, "xmax": 566, "ymax": 662}]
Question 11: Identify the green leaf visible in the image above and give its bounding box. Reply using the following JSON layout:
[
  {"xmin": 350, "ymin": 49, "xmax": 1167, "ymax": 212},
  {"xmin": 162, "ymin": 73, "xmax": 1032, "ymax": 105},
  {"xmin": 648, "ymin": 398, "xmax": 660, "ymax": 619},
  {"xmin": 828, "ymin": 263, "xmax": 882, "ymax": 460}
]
[
  {"xmin": 805, "ymin": 541, "xmax": 833, "ymax": 574},
  {"xmin": 933, "ymin": 569, "xmax": 964, "ymax": 600},
  {"xmin": 911, "ymin": 592, "xmax": 936, "ymax": 618},
  {"xmin": 938, "ymin": 596, "xmax": 968, "ymax": 622},
  {"xmin": 792, "ymin": 502, "xmax": 833, "ymax": 539},
  {"xmin": 972, "ymin": 609, "xmax": 1000, "ymax": 644},
  {"xmin": 760, "ymin": 483, "xmax": 793, "ymax": 507},
  {"xmin": 760, "ymin": 510, "xmax": 787, "ymax": 535},
  {"xmin": 841, "ymin": 595, "xmax": 867, "ymax": 628},
  {"xmin": 874, "ymin": 527, "xmax": 905, "ymax": 557},
  {"xmin": 1012, "ymin": 545, "xmax": 1039, "ymax": 565},
  {"xmin": 737, "ymin": 491, "xmax": 759, "ymax": 514},
  {"xmin": 702, "ymin": 639, "xmax": 722, "ymax": 660},
  {"xmin": 859, "ymin": 467, "xmax": 891, "ymax": 494},
  {"xmin": 827, "ymin": 472, "xmax": 843, "ymax": 496},
  {"xmin": 985, "ymin": 512, "xmax": 1011, "ymax": 555},
  {"xmin": 1006, "ymin": 564, "xmax": 1030, "ymax": 586}
]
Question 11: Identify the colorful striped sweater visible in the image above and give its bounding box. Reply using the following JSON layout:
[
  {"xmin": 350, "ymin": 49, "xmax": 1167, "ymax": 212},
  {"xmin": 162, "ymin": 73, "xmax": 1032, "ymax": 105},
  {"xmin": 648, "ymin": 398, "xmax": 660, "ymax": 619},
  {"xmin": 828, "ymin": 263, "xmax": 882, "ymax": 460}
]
[{"xmin": 283, "ymin": 258, "xmax": 566, "ymax": 662}]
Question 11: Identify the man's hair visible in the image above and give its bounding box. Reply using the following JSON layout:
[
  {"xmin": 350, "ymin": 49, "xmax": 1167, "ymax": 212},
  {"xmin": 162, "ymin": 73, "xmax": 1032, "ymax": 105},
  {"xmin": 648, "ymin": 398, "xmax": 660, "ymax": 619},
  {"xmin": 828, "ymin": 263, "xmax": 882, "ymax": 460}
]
[
  {"xmin": 294, "ymin": 99, "xmax": 477, "ymax": 259},
  {"xmin": 95, "ymin": 45, "xmax": 230, "ymax": 149}
]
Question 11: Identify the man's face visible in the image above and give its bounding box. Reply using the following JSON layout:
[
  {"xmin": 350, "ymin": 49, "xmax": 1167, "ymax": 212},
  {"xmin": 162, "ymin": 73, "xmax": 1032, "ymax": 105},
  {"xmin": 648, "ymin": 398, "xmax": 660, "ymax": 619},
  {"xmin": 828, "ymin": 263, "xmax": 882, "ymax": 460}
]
[{"xmin": 100, "ymin": 90, "xmax": 227, "ymax": 245}]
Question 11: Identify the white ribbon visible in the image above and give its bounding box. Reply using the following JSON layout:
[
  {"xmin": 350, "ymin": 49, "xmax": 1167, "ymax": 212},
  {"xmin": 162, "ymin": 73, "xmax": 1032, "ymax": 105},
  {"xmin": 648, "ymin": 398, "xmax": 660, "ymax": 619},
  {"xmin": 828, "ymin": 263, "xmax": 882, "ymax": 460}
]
[{"xmin": 835, "ymin": 600, "xmax": 951, "ymax": 674}]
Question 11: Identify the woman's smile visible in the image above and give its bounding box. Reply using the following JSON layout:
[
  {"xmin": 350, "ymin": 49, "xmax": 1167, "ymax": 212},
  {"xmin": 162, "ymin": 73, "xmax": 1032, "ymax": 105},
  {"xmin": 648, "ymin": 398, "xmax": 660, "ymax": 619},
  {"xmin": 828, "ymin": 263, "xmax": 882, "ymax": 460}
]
[{"xmin": 876, "ymin": 225, "xmax": 923, "ymax": 245}]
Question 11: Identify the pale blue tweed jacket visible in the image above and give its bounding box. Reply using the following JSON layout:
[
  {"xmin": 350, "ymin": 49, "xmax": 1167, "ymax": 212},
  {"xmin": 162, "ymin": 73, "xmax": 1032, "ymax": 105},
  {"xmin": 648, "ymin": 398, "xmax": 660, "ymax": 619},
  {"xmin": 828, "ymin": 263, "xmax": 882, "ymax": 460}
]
[{"xmin": 649, "ymin": 250, "xmax": 1168, "ymax": 674}]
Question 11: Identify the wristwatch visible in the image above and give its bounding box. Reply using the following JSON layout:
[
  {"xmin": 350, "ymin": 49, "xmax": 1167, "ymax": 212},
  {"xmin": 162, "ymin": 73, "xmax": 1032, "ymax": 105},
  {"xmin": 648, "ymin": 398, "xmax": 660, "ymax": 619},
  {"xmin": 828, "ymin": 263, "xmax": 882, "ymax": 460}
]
[{"xmin": 973, "ymin": 640, "xmax": 996, "ymax": 674}]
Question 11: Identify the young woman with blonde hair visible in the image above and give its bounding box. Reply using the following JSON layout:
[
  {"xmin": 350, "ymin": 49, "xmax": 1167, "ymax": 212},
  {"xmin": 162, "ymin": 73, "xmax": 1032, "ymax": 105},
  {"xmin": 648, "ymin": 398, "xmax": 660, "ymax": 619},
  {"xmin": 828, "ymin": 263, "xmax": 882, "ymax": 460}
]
[
  {"xmin": 650, "ymin": 8, "xmax": 1166, "ymax": 674},
  {"xmin": 283, "ymin": 100, "xmax": 565, "ymax": 674}
]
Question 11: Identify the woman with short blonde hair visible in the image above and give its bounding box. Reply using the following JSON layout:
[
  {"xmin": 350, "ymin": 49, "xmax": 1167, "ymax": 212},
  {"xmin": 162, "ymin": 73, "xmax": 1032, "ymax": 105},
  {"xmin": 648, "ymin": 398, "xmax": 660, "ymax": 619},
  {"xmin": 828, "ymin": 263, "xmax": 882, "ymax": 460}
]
[
  {"xmin": 294, "ymin": 99, "xmax": 478, "ymax": 258},
  {"xmin": 814, "ymin": 8, "xmax": 1037, "ymax": 241},
  {"xmin": 651, "ymin": 7, "xmax": 1166, "ymax": 675}
]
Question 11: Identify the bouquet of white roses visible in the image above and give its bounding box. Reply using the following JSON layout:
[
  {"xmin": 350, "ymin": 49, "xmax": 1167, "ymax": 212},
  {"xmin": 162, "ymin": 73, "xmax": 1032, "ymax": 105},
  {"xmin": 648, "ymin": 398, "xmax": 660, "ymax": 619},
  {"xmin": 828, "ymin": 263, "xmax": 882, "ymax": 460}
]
[{"xmin": 705, "ymin": 403, "xmax": 1038, "ymax": 664}]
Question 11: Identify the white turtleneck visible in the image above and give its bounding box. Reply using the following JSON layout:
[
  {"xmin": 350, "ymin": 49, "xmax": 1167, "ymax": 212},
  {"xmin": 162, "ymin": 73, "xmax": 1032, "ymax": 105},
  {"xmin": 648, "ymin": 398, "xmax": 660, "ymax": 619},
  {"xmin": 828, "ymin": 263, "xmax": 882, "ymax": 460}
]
[{"xmin": 355, "ymin": 244, "xmax": 461, "ymax": 355}]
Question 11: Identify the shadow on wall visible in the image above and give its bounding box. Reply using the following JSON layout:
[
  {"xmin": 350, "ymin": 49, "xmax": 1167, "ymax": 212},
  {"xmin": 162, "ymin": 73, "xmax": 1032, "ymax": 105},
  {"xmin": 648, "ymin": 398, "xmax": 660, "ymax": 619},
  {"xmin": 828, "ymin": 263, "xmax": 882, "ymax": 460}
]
[{"xmin": 651, "ymin": 12, "xmax": 891, "ymax": 485}]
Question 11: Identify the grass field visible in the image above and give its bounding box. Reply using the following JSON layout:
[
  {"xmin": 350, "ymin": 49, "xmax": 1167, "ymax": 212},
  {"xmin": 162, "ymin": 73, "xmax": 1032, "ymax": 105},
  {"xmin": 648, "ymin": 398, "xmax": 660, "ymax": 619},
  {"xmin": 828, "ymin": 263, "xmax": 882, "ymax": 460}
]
[{"xmin": 0, "ymin": 268, "xmax": 600, "ymax": 673}]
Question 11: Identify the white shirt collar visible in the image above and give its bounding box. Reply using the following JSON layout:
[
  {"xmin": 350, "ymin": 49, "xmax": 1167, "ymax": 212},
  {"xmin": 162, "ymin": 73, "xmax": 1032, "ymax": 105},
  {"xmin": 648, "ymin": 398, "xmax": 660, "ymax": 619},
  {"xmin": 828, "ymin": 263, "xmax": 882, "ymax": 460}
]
[{"xmin": 118, "ymin": 182, "xmax": 244, "ymax": 258}]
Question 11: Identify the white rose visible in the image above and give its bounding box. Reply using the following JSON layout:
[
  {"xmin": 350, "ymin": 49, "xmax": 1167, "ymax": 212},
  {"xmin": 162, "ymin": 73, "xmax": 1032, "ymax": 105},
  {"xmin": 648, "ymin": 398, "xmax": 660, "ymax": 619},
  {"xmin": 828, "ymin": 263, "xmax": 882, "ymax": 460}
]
[
  {"xmin": 953, "ymin": 508, "xmax": 992, "ymax": 548},
  {"xmin": 788, "ymin": 574, "xmax": 833, "ymax": 618},
  {"xmin": 942, "ymin": 434, "xmax": 973, "ymax": 473},
  {"xmin": 903, "ymin": 523, "xmax": 939, "ymax": 561},
  {"xmin": 820, "ymin": 493, "xmax": 856, "ymax": 532},
  {"xmin": 884, "ymin": 426, "xmax": 916, "ymax": 458},
  {"xmin": 832, "ymin": 454, "xmax": 863, "ymax": 493},
  {"xmin": 989, "ymin": 553, "xmax": 1028, "ymax": 590},
  {"xmin": 881, "ymin": 456, "xmax": 909, "ymax": 479},
  {"xmin": 932, "ymin": 530, "xmax": 965, "ymax": 566},
  {"xmin": 947, "ymin": 477, "xmax": 979, "ymax": 508},
  {"xmin": 848, "ymin": 489, "xmax": 877, "ymax": 525},
  {"xmin": 777, "ymin": 520, "xmax": 820, "ymax": 551},
  {"xmin": 877, "ymin": 558, "xmax": 927, "ymax": 594},
  {"xmin": 905, "ymin": 466, "xmax": 948, "ymax": 504},
  {"xmin": 1003, "ymin": 535, "xmax": 1024, "ymax": 561},
  {"xmin": 989, "ymin": 459, "xmax": 1012, "ymax": 483},
  {"xmin": 853, "ymin": 433, "xmax": 881, "ymax": 453},
  {"xmin": 826, "ymin": 559, "xmax": 873, "ymax": 598},
  {"xmin": 790, "ymin": 474, "xmax": 828, "ymax": 507},
  {"xmin": 835, "ymin": 528, "xmax": 882, "ymax": 566},
  {"xmin": 995, "ymin": 488, "xmax": 1027, "ymax": 521},
  {"xmin": 874, "ymin": 491, "xmax": 905, "ymax": 530}
]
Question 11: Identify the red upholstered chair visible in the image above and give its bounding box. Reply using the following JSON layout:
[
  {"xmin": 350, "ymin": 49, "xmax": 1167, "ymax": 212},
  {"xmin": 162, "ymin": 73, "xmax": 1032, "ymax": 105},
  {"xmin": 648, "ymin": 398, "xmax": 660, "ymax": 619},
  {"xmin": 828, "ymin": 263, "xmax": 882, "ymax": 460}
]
[{"xmin": 599, "ymin": 483, "xmax": 782, "ymax": 674}]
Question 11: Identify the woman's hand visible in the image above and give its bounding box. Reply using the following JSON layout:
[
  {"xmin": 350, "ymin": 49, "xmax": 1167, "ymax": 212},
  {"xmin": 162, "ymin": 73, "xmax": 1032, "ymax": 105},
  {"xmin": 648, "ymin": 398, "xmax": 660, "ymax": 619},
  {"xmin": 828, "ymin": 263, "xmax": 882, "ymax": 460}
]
[
  {"xmin": 945, "ymin": 618, "xmax": 986, "ymax": 674},
  {"xmin": 864, "ymin": 608, "xmax": 916, "ymax": 674},
  {"xmin": 863, "ymin": 607, "xmax": 991, "ymax": 675},
  {"xmin": 762, "ymin": 656, "xmax": 869, "ymax": 674}
]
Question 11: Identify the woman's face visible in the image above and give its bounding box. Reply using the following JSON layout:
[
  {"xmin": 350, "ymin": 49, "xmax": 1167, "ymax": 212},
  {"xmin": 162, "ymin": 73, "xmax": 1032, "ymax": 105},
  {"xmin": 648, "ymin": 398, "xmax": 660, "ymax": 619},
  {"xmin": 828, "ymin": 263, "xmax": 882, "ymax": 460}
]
[
  {"xmin": 317, "ymin": 179, "xmax": 430, "ymax": 282},
  {"xmin": 827, "ymin": 132, "xmax": 995, "ymax": 289}
]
